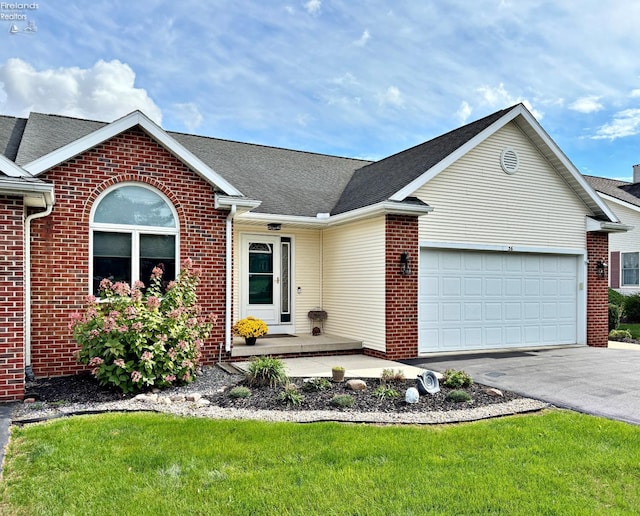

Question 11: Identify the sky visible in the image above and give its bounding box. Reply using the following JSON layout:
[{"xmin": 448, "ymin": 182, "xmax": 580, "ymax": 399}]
[{"xmin": 1, "ymin": 0, "xmax": 640, "ymax": 180}]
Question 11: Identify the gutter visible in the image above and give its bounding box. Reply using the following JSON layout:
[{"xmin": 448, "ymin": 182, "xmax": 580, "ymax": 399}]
[
  {"xmin": 24, "ymin": 194, "xmax": 55, "ymax": 378},
  {"xmin": 224, "ymin": 204, "xmax": 237, "ymax": 353}
]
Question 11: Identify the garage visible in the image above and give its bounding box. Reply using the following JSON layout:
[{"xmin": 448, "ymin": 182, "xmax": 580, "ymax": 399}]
[{"xmin": 419, "ymin": 248, "xmax": 582, "ymax": 353}]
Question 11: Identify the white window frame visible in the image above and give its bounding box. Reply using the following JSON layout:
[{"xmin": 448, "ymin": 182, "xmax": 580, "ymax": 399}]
[
  {"xmin": 621, "ymin": 252, "xmax": 640, "ymax": 287},
  {"xmin": 89, "ymin": 182, "xmax": 180, "ymax": 295}
]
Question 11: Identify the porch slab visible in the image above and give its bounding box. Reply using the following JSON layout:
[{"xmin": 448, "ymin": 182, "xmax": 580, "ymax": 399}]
[
  {"xmin": 233, "ymin": 354, "xmax": 427, "ymax": 380},
  {"xmin": 231, "ymin": 333, "xmax": 363, "ymax": 358}
]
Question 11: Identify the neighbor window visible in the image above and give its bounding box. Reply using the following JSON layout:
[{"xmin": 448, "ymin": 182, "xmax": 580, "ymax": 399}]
[
  {"xmin": 622, "ymin": 252, "xmax": 639, "ymax": 286},
  {"xmin": 90, "ymin": 184, "xmax": 179, "ymax": 294}
]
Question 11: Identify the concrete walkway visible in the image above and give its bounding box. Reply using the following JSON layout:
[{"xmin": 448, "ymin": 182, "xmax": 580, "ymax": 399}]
[
  {"xmin": 234, "ymin": 354, "xmax": 426, "ymax": 379},
  {"xmin": 403, "ymin": 345, "xmax": 640, "ymax": 425}
]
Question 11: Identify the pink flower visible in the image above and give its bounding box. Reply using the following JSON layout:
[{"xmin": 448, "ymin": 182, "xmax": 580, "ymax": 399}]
[
  {"xmin": 182, "ymin": 372, "xmax": 192, "ymax": 382},
  {"xmin": 131, "ymin": 370, "xmax": 142, "ymax": 383},
  {"xmin": 118, "ymin": 325, "xmax": 129, "ymax": 333},
  {"xmin": 113, "ymin": 359, "xmax": 125, "ymax": 368},
  {"xmin": 182, "ymin": 258, "xmax": 193, "ymax": 270},
  {"xmin": 132, "ymin": 322, "xmax": 143, "ymax": 332},
  {"xmin": 166, "ymin": 281, "xmax": 177, "ymax": 290},
  {"xmin": 99, "ymin": 278, "xmax": 112, "ymax": 292},
  {"xmin": 125, "ymin": 306, "xmax": 138, "ymax": 319},
  {"xmin": 89, "ymin": 329, "xmax": 100, "ymax": 339},
  {"xmin": 68, "ymin": 312, "xmax": 83, "ymax": 330},
  {"xmin": 163, "ymin": 374, "xmax": 176, "ymax": 383},
  {"xmin": 178, "ymin": 340, "xmax": 188, "ymax": 351},
  {"xmin": 112, "ymin": 281, "xmax": 131, "ymax": 296},
  {"xmin": 89, "ymin": 356, "xmax": 104, "ymax": 367},
  {"xmin": 151, "ymin": 265, "xmax": 164, "ymax": 279},
  {"xmin": 133, "ymin": 280, "xmax": 145, "ymax": 290},
  {"xmin": 141, "ymin": 351, "xmax": 153, "ymax": 362},
  {"xmin": 131, "ymin": 289, "xmax": 142, "ymax": 302},
  {"xmin": 84, "ymin": 295, "xmax": 97, "ymax": 305},
  {"xmin": 181, "ymin": 359, "xmax": 193, "ymax": 369},
  {"xmin": 147, "ymin": 296, "xmax": 161, "ymax": 310},
  {"xmin": 168, "ymin": 348, "xmax": 177, "ymax": 360}
]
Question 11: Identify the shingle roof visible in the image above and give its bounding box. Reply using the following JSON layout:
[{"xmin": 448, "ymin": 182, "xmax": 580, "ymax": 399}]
[
  {"xmin": 331, "ymin": 106, "xmax": 514, "ymax": 214},
  {"xmin": 584, "ymin": 175, "xmax": 640, "ymax": 208},
  {"xmin": 0, "ymin": 115, "xmax": 27, "ymax": 162}
]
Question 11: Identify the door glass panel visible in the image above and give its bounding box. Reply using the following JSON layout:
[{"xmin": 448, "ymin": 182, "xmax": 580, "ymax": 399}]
[
  {"xmin": 93, "ymin": 231, "xmax": 132, "ymax": 293},
  {"xmin": 249, "ymin": 243, "xmax": 273, "ymax": 304},
  {"xmin": 281, "ymin": 240, "xmax": 290, "ymax": 321}
]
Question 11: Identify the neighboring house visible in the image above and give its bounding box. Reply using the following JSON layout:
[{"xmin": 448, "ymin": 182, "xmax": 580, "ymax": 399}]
[
  {"xmin": 585, "ymin": 170, "xmax": 640, "ymax": 293},
  {"xmin": 0, "ymin": 104, "xmax": 627, "ymax": 400}
]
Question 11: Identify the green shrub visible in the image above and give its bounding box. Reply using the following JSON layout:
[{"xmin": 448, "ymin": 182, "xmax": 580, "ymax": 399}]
[
  {"xmin": 71, "ymin": 259, "xmax": 212, "ymax": 393},
  {"xmin": 609, "ymin": 288, "xmax": 625, "ymax": 306},
  {"xmin": 228, "ymin": 386, "xmax": 252, "ymax": 399},
  {"xmin": 446, "ymin": 390, "xmax": 472, "ymax": 403},
  {"xmin": 624, "ymin": 294, "xmax": 640, "ymax": 323},
  {"xmin": 330, "ymin": 394, "xmax": 355, "ymax": 408},
  {"xmin": 609, "ymin": 329, "xmax": 633, "ymax": 342},
  {"xmin": 302, "ymin": 377, "xmax": 332, "ymax": 392},
  {"xmin": 277, "ymin": 384, "xmax": 305, "ymax": 406},
  {"xmin": 245, "ymin": 356, "xmax": 288, "ymax": 387},
  {"xmin": 372, "ymin": 385, "xmax": 400, "ymax": 399},
  {"xmin": 609, "ymin": 303, "xmax": 623, "ymax": 331},
  {"xmin": 381, "ymin": 369, "xmax": 406, "ymax": 384},
  {"xmin": 443, "ymin": 369, "xmax": 473, "ymax": 389}
]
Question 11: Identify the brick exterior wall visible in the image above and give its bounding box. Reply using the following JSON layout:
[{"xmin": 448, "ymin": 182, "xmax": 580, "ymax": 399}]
[
  {"xmin": 586, "ymin": 232, "xmax": 609, "ymax": 348},
  {"xmin": 0, "ymin": 196, "xmax": 25, "ymax": 400},
  {"xmin": 370, "ymin": 214, "xmax": 419, "ymax": 360},
  {"xmin": 29, "ymin": 128, "xmax": 228, "ymax": 379}
]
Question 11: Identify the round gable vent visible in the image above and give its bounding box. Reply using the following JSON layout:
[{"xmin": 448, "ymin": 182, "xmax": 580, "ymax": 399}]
[{"xmin": 500, "ymin": 148, "xmax": 519, "ymax": 175}]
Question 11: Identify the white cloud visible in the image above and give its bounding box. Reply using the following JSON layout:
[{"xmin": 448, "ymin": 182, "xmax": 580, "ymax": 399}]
[
  {"xmin": 476, "ymin": 83, "xmax": 543, "ymax": 120},
  {"xmin": 569, "ymin": 96, "xmax": 603, "ymax": 113},
  {"xmin": 304, "ymin": 0, "xmax": 321, "ymax": 15},
  {"xmin": 592, "ymin": 109, "xmax": 640, "ymax": 140},
  {"xmin": 456, "ymin": 101, "xmax": 472, "ymax": 124},
  {"xmin": 171, "ymin": 102, "xmax": 203, "ymax": 132},
  {"xmin": 355, "ymin": 30, "xmax": 371, "ymax": 46},
  {"xmin": 378, "ymin": 86, "xmax": 403, "ymax": 107},
  {"xmin": 0, "ymin": 58, "xmax": 162, "ymax": 124}
]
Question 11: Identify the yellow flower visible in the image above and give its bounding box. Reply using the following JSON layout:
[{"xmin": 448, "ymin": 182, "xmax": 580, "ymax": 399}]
[{"xmin": 232, "ymin": 316, "xmax": 269, "ymax": 338}]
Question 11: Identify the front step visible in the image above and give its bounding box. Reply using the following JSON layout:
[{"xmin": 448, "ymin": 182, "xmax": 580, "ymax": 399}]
[{"xmin": 231, "ymin": 333, "xmax": 363, "ymax": 358}]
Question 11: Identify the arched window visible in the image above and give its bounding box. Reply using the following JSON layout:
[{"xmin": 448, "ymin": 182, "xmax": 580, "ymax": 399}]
[{"xmin": 90, "ymin": 184, "xmax": 179, "ymax": 294}]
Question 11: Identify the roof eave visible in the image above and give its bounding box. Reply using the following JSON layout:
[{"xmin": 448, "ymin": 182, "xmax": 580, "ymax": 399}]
[
  {"xmin": 586, "ymin": 216, "xmax": 631, "ymax": 233},
  {"xmin": 21, "ymin": 111, "xmax": 244, "ymax": 196},
  {"xmin": 0, "ymin": 178, "xmax": 55, "ymax": 207}
]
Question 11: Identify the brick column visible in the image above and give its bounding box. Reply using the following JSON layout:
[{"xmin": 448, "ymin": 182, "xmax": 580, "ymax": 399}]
[
  {"xmin": 586, "ymin": 232, "xmax": 608, "ymax": 347},
  {"xmin": 0, "ymin": 196, "xmax": 25, "ymax": 400},
  {"xmin": 376, "ymin": 214, "xmax": 419, "ymax": 360}
]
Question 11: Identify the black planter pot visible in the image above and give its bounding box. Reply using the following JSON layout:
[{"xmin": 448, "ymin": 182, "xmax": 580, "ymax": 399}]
[{"xmin": 245, "ymin": 337, "xmax": 257, "ymax": 346}]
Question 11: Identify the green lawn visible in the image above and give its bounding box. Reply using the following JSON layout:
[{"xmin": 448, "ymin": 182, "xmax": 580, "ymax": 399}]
[
  {"xmin": 1, "ymin": 410, "xmax": 639, "ymax": 515},
  {"xmin": 618, "ymin": 323, "xmax": 640, "ymax": 339}
]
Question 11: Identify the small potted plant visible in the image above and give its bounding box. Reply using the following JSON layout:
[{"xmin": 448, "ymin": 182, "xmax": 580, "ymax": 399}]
[
  {"xmin": 331, "ymin": 366, "xmax": 345, "ymax": 382},
  {"xmin": 232, "ymin": 316, "xmax": 269, "ymax": 345}
]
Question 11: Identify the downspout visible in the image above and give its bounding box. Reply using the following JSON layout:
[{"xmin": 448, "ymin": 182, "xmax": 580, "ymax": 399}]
[
  {"xmin": 24, "ymin": 202, "xmax": 54, "ymax": 380},
  {"xmin": 224, "ymin": 204, "xmax": 237, "ymax": 354}
]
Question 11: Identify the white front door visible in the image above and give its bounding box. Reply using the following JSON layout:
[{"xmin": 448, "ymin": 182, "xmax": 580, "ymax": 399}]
[{"xmin": 240, "ymin": 235, "xmax": 292, "ymax": 332}]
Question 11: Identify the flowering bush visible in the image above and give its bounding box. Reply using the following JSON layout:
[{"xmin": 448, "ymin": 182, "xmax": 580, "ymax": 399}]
[
  {"xmin": 232, "ymin": 316, "xmax": 269, "ymax": 338},
  {"xmin": 70, "ymin": 259, "xmax": 213, "ymax": 393}
]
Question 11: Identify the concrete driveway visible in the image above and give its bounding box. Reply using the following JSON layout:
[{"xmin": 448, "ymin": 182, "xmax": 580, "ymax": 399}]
[{"xmin": 403, "ymin": 346, "xmax": 640, "ymax": 425}]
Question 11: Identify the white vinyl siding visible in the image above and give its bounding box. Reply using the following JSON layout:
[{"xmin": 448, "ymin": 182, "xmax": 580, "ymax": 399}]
[
  {"xmin": 322, "ymin": 217, "xmax": 386, "ymax": 352},
  {"xmin": 600, "ymin": 200, "xmax": 640, "ymax": 291},
  {"xmin": 416, "ymin": 122, "xmax": 591, "ymax": 250}
]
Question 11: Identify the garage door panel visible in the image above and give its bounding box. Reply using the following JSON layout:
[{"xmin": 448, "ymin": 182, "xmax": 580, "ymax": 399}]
[{"xmin": 419, "ymin": 249, "xmax": 579, "ymax": 353}]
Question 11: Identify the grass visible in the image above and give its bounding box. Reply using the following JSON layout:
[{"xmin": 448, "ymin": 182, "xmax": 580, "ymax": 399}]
[
  {"xmin": 617, "ymin": 323, "xmax": 640, "ymax": 339},
  {"xmin": 2, "ymin": 410, "xmax": 640, "ymax": 514}
]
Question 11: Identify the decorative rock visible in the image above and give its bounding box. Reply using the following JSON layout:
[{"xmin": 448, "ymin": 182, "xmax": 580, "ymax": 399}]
[
  {"xmin": 152, "ymin": 388, "xmax": 161, "ymax": 394},
  {"xmin": 159, "ymin": 397, "xmax": 173, "ymax": 405},
  {"xmin": 346, "ymin": 379, "xmax": 367, "ymax": 391},
  {"xmin": 186, "ymin": 393, "xmax": 202, "ymax": 402},
  {"xmin": 196, "ymin": 399, "xmax": 211, "ymax": 407},
  {"xmin": 170, "ymin": 395, "xmax": 186, "ymax": 403},
  {"xmin": 405, "ymin": 387, "xmax": 420, "ymax": 404},
  {"xmin": 23, "ymin": 398, "xmax": 36, "ymax": 404},
  {"xmin": 133, "ymin": 393, "xmax": 158, "ymax": 403},
  {"xmin": 484, "ymin": 388, "xmax": 504, "ymax": 397}
]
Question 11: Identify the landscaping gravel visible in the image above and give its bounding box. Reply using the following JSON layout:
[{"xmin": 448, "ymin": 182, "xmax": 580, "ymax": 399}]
[{"xmin": 12, "ymin": 365, "xmax": 548, "ymax": 425}]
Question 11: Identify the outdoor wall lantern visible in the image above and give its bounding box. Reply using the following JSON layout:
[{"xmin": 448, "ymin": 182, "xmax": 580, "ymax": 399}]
[
  {"xmin": 595, "ymin": 259, "xmax": 607, "ymax": 278},
  {"xmin": 400, "ymin": 252, "xmax": 411, "ymax": 276},
  {"xmin": 267, "ymin": 223, "xmax": 282, "ymax": 231}
]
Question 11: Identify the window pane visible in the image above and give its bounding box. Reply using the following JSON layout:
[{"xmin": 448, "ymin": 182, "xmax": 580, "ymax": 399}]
[
  {"xmin": 622, "ymin": 253, "xmax": 639, "ymax": 286},
  {"xmin": 623, "ymin": 253, "xmax": 639, "ymax": 269},
  {"xmin": 94, "ymin": 186, "xmax": 176, "ymax": 227},
  {"xmin": 93, "ymin": 232, "xmax": 132, "ymax": 293},
  {"xmin": 140, "ymin": 234, "xmax": 176, "ymax": 286}
]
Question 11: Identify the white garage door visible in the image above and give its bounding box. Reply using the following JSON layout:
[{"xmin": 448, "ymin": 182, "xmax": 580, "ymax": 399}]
[{"xmin": 419, "ymin": 249, "xmax": 579, "ymax": 353}]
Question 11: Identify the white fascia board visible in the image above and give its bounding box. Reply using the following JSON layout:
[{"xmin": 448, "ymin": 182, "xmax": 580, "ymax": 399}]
[
  {"xmin": 0, "ymin": 178, "xmax": 55, "ymax": 206},
  {"xmin": 237, "ymin": 201, "xmax": 433, "ymax": 228},
  {"xmin": 0, "ymin": 154, "xmax": 31, "ymax": 178},
  {"xmin": 23, "ymin": 111, "xmax": 243, "ymax": 196},
  {"xmin": 585, "ymin": 216, "xmax": 632, "ymax": 233},
  {"xmin": 390, "ymin": 106, "xmax": 524, "ymax": 202},
  {"xmin": 598, "ymin": 192, "xmax": 640, "ymax": 214},
  {"xmin": 420, "ymin": 240, "xmax": 587, "ymax": 256},
  {"xmin": 214, "ymin": 194, "xmax": 262, "ymax": 214}
]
